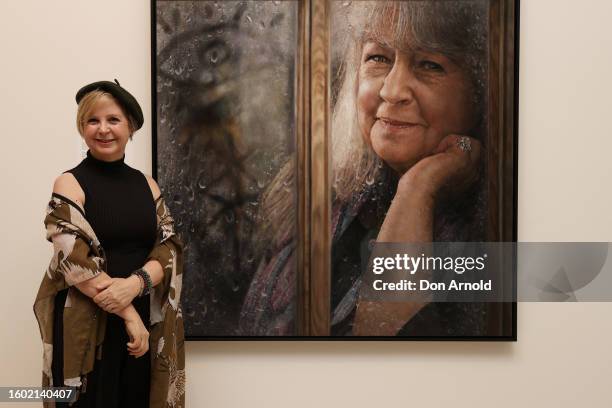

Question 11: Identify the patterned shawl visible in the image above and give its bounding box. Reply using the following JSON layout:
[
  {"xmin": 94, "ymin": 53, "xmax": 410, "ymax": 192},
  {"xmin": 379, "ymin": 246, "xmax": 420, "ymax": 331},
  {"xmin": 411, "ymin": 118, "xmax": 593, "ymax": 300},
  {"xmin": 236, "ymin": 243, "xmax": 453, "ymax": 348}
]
[{"xmin": 33, "ymin": 194, "xmax": 185, "ymax": 408}]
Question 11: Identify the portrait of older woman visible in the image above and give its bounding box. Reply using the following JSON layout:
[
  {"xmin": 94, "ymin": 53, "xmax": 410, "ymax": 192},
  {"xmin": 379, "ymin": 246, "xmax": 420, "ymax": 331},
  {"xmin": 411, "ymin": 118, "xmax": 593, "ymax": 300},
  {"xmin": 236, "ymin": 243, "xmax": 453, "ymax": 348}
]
[{"xmin": 240, "ymin": 0, "xmax": 495, "ymax": 336}]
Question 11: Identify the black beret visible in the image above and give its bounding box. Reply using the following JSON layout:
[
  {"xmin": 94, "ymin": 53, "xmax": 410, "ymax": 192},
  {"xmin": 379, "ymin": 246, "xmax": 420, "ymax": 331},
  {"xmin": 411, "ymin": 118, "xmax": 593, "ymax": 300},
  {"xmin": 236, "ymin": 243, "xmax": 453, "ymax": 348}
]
[{"xmin": 75, "ymin": 79, "xmax": 144, "ymax": 130}]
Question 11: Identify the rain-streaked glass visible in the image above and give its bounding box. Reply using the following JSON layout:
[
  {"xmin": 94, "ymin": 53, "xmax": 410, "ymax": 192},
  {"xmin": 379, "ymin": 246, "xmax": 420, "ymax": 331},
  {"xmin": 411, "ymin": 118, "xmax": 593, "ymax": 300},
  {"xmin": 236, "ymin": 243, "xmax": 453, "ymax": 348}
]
[{"xmin": 156, "ymin": 1, "xmax": 298, "ymax": 336}]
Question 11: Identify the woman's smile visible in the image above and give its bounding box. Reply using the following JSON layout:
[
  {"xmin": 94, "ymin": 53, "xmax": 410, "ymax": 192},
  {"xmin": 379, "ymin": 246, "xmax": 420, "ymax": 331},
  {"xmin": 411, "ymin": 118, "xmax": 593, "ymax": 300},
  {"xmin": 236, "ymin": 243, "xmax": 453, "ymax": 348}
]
[
  {"xmin": 376, "ymin": 116, "xmax": 425, "ymax": 130},
  {"xmin": 82, "ymin": 96, "xmax": 131, "ymax": 161},
  {"xmin": 379, "ymin": 117, "xmax": 417, "ymax": 127},
  {"xmin": 374, "ymin": 118, "xmax": 424, "ymax": 141}
]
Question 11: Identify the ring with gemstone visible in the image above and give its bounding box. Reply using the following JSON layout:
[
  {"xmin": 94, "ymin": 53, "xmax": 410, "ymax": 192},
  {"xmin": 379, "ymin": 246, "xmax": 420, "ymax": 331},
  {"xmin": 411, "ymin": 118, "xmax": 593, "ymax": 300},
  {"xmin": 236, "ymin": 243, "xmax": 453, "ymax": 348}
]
[{"xmin": 457, "ymin": 136, "xmax": 472, "ymax": 152}]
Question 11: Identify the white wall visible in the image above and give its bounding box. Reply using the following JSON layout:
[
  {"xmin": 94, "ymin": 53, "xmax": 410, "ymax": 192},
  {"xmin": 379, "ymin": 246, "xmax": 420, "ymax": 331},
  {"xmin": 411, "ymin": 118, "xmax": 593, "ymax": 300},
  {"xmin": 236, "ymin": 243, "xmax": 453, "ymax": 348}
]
[{"xmin": 1, "ymin": 1, "xmax": 611, "ymax": 407}]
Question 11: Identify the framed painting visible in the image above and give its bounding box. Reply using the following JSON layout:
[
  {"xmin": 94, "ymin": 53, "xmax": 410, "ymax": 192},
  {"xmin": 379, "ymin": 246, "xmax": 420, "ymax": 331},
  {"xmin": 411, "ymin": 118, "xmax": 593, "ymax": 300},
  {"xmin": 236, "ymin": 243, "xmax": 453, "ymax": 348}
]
[{"xmin": 153, "ymin": 0, "xmax": 518, "ymax": 339}]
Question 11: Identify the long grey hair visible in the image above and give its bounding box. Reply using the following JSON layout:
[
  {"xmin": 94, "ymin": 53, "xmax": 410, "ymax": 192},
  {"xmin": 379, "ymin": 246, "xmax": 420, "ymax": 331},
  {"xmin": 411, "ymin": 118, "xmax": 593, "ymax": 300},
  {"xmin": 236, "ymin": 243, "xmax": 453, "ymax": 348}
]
[
  {"xmin": 260, "ymin": 0, "xmax": 489, "ymax": 248},
  {"xmin": 332, "ymin": 0, "xmax": 489, "ymax": 203}
]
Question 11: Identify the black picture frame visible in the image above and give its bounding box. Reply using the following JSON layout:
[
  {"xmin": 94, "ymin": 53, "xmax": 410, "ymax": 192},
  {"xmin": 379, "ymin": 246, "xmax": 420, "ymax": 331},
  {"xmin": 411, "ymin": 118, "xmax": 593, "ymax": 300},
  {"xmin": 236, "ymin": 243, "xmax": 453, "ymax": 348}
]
[{"xmin": 152, "ymin": 0, "xmax": 519, "ymax": 341}]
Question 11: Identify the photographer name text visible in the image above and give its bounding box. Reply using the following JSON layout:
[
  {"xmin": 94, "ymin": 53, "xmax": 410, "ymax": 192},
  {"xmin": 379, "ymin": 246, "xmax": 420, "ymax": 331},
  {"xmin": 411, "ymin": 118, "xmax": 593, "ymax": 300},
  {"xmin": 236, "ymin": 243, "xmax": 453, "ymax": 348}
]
[{"xmin": 372, "ymin": 279, "xmax": 492, "ymax": 291}]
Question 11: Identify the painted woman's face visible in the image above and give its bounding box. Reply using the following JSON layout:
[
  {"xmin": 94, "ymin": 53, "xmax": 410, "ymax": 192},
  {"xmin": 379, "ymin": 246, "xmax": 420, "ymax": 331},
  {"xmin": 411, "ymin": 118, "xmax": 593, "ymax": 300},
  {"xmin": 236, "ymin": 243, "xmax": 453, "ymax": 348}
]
[{"xmin": 357, "ymin": 40, "xmax": 478, "ymax": 175}]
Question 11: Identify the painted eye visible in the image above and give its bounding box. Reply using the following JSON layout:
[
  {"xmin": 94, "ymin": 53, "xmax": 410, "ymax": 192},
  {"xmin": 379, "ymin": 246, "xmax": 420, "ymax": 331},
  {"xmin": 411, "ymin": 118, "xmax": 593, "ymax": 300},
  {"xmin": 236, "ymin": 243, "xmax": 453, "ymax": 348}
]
[
  {"xmin": 419, "ymin": 60, "xmax": 445, "ymax": 72},
  {"xmin": 201, "ymin": 39, "xmax": 231, "ymax": 66},
  {"xmin": 366, "ymin": 54, "xmax": 391, "ymax": 64}
]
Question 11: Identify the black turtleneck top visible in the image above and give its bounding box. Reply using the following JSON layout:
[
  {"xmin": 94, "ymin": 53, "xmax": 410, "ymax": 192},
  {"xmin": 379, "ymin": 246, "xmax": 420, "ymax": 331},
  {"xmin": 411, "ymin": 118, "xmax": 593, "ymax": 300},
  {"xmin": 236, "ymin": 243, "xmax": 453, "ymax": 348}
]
[
  {"xmin": 66, "ymin": 150, "xmax": 157, "ymax": 275},
  {"xmin": 53, "ymin": 151, "xmax": 156, "ymax": 404},
  {"xmin": 67, "ymin": 151, "xmax": 157, "ymax": 268}
]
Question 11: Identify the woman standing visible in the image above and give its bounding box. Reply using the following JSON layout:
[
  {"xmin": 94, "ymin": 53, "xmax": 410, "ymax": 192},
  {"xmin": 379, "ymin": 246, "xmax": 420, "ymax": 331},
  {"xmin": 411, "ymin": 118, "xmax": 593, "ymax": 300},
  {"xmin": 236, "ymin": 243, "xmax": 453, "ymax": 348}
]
[{"xmin": 34, "ymin": 80, "xmax": 185, "ymax": 407}]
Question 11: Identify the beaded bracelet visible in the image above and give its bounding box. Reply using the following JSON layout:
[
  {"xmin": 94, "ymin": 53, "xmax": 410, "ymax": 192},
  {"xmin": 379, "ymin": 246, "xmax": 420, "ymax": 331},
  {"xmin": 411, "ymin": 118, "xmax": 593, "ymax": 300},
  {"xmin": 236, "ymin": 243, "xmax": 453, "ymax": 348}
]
[
  {"xmin": 133, "ymin": 274, "xmax": 144, "ymax": 297},
  {"xmin": 132, "ymin": 268, "xmax": 153, "ymax": 297}
]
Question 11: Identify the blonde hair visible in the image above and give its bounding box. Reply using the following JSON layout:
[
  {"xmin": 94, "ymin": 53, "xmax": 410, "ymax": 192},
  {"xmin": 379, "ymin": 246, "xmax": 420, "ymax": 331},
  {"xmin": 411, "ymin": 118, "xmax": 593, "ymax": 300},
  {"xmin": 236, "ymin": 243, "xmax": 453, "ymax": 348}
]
[{"xmin": 76, "ymin": 90, "xmax": 138, "ymax": 138}]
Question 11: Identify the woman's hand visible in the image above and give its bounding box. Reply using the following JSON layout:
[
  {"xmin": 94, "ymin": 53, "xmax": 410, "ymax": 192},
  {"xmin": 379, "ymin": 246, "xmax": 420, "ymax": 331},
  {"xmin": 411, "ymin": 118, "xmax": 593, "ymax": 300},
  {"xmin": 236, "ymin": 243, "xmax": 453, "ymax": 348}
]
[
  {"xmin": 93, "ymin": 276, "xmax": 141, "ymax": 314},
  {"xmin": 376, "ymin": 133, "xmax": 481, "ymax": 244},
  {"xmin": 353, "ymin": 134, "xmax": 481, "ymax": 335},
  {"xmin": 123, "ymin": 312, "xmax": 149, "ymax": 358},
  {"xmin": 400, "ymin": 134, "xmax": 482, "ymax": 202}
]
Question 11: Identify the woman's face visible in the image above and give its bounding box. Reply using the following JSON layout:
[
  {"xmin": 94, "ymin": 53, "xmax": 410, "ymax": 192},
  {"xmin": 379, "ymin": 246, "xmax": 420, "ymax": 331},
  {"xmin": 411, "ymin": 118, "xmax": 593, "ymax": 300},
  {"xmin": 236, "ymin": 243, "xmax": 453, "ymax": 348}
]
[
  {"xmin": 81, "ymin": 96, "xmax": 132, "ymax": 162},
  {"xmin": 357, "ymin": 40, "xmax": 478, "ymax": 175}
]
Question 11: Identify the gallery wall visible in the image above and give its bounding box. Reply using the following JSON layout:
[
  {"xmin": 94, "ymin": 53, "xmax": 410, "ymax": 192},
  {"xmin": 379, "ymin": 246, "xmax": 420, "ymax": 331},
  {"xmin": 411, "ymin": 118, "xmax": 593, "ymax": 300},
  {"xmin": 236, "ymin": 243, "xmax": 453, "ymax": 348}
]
[{"xmin": 0, "ymin": 1, "xmax": 611, "ymax": 407}]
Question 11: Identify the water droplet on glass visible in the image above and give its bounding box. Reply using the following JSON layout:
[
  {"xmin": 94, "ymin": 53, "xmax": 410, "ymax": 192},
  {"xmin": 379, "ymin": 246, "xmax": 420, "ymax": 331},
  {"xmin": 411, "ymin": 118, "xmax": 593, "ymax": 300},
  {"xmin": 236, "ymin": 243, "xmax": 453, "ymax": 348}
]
[
  {"xmin": 342, "ymin": 1, "xmax": 351, "ymax": 6},
  {"xmin": 173, "ymin": 195, "xmax": 183, "ymax": 205},
  {"xmin": 246, "ymin": 14, "xmax": 253, "ymax": 24},
  {"xmin": 232, "ymin": 284, "xmax": 240, "ymax": 292},
  {"xmin": 257, "ymin": 179, "xmax": 265, "ymax": 189},
  {"xmin": 197, "ymin": 174, "xmax": 207, "ymax": 190},
  {"xmin": 365, "ymin": 176, "xmax": 375, "ymax": 186},
  {"xmin": 204, "ymin": 4, "xmax": 213, "ymax": 18},
  {"xmin": 282, "ymin": 179, "xmax": 292, "ymax": 193},
  {"xmin": 185, "ymin": 185, "xmax": 194, "ymax": 202},
  {"xmin": 210, "ymin": 51, "xmax": 218, "ymax": 64},
  {"xmin": 200, "ymin": 71, "xmax": 214, "ymax": 84}
]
